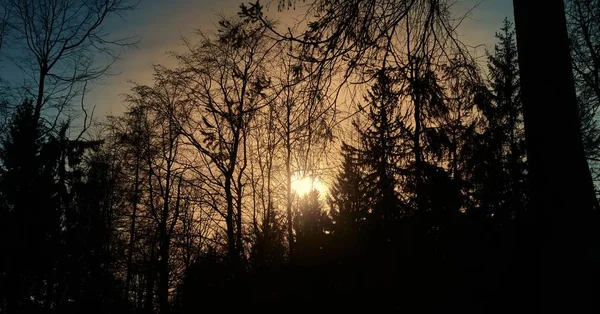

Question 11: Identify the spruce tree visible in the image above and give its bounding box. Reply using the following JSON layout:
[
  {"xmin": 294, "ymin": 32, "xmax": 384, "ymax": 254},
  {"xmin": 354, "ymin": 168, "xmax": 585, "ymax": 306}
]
[
  {"xmin": 328, "ymin": 143, "xmax": 369, "ymax": 239},
  {"xmin": 476, "ymin": 18, "xmax": 527, "ymax": 221},
  {"xmin": 0, "ymin": 100, "xmax": 61, "ymax": 312},
  {"xmin": 295, "ymin": 190, "xmax": 330, "ymax": 266},
  {"xmin": 353, "ymin": 69, "xmax": 405, "ymax": 237}
]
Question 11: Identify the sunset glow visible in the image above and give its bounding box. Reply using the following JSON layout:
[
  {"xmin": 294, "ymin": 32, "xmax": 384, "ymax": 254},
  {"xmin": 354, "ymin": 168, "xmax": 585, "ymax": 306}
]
[
  {"xmin": 0, "ymin": 0, "xmax": 562, "ymax": 311},
  {"xmin": 291, "ymin": 173, "xmax": 328, "ymax": 197}
]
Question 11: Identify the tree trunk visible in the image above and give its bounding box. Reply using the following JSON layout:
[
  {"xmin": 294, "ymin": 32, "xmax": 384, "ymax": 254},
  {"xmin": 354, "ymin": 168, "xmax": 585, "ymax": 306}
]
[
  {"xmin": 413, "ymin": 77, "xmax": 423, "ymax": 214},
  {"xmin": 158, "ymin": 222, "xmax": 169, "ymax": 314},
  {"xmin": 34, "ymin": 65, "xmax": 47, "ymax": 123},
  {"xmin": 144, "ymin": 248, "xmax": 156, "ymax": 314},
  {"xmin": 224, "ymin": 175, "xmax": 238, "ymax": 270},
  {"xmin": 512, "ymin": 0, "xmax": 599, "ymax": 311},
  {"xmin": 285, "ymin": 140, "xmax": 295, "ymax": 260},
  {"xmin": 235, "ymin": 133, "xmax": 248, "ymax": 270},
  {"xmin": 125, "ymin": 146, "xmax": 141, "ymax": 297},
  {"xmin": 158, "ymin": 168, "xmax": 171, "ymax": 314}
]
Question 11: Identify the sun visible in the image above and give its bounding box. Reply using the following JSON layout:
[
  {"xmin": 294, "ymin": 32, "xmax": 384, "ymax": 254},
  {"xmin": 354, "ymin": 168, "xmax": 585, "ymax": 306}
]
[{"xmin": 291, "ymin": 173, "xmax": 328, "ymax": 197}]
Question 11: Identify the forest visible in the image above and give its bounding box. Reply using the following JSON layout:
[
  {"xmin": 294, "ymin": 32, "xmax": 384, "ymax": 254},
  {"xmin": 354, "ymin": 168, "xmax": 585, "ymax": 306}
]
[{"xmin": 0, "ymin": 0, "xmax": 598, "ymax": 313}]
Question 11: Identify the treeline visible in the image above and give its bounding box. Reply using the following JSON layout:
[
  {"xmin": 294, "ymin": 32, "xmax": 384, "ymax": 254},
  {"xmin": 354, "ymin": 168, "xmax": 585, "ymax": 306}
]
[{"xmin": 0, "ymin": 0, "xmax": 599, "ymax": 313}]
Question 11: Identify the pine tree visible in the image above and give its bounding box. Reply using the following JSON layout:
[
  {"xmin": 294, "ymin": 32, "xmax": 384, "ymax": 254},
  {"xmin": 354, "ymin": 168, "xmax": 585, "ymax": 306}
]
[
  {"xmin": 328, "ymin": 143, "xmax": 369, "ymax": 239},
  {"xmin": 352, "ymin": 69, "xmax": 405, "ymax": 237},
  {"xmin": 0, "ymin": 101, "xmax": 125, "ymax": 313},
  {"xmin": 0, "ymin": 100, "xmax": 61, "ymax": 312},
  {"xmin": 63, "ymin": 144, "xmax": 128, "ymax": 313},
  {"xmin": 295, "ymin": 190, "xmax": 331, "ymax": 266},
  {"xmin": 475, "ymin": 18, "xmax": 527, "ymax": 221}
]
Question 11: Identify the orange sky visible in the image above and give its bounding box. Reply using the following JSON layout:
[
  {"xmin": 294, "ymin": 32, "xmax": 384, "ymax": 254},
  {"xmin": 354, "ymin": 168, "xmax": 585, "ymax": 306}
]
[{"xmin": 82, "ymin": 0, "xmax": 514, "ymax": 119}]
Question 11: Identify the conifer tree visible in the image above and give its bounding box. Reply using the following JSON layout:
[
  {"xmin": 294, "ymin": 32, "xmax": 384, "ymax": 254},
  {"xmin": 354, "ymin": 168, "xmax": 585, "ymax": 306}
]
[
  {"xmin": 352, "ymin": 70, "xmax": 405, "ymax": 237},
  {"xmin": 295, "ymin": 190, "xmax": 330, "ymax": 266},
  {"xmin": 328, "ymin": 143, "xmax": 369, "ymax": 239},
  {"xmin": 0, "ymin": 100, "xmax": 61, "ymax": 312},
  {"xmin": 474, "ymin": 18, "xmax": 527, "ymax": 221}
]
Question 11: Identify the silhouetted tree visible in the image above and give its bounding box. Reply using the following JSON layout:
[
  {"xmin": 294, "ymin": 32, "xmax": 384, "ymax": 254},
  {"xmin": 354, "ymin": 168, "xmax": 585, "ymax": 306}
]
[
  {"xmin": 294, "ymin": 190, "xmax": 330, "ymax": 266},
  {"xmin": 248, "ymin": 96, "xmax": 282, "ymax": 267},
  {"xmin": 351, "ymin": 70, "xmax": 404, "ymax": 239},
  {"xmin": 328, "ymin": 143, "xmax": 369, "ymax": 240},
  {"xmin": 249, "ymin": 200, "xmax": 287, "ymax": 269},
  {"xmin": 272, "ymin": 51, "xmax": 335, "ymax": 259},
  {"xmin": 105, "ymin": 103, "xmax": 156, "ymax": 311},
  {"xmin": 124, "ymin": 72, "xmax": 189, "ymax": 314},
  {"xmin": 62, "ymin": 141, "xmax": 128, "ymax": 314},
  {"xmin": 173, "ymin": 16, "xmax": 275, "ymax": 272},
  {"xmin": 513, "ymin": 0, "xmax": 599, "ymax": 311},
  {"xmin": 9, "ymin": 1, "xmax": 599, "ymax": 313},
  {"xmin": 0, "ymin": 100, "xmax": 125, "ymax": 313},
  {"xmin": 0, "ymin": 100, "xmax": 61, "ymax": 313},
  {"xmin": 566, "ymin": 0, "xmax": 600, "ymax": 183},
  {"xmin": 471, "ymin": 18, "xmax": 527, "ymax": 221},
  {"xmin": 4, "ymin": 0, "xmax": 137, "ymax": 124},
  {"xmin": 0, "ymin": 2, "xmax": 9, "ymax": 55}
]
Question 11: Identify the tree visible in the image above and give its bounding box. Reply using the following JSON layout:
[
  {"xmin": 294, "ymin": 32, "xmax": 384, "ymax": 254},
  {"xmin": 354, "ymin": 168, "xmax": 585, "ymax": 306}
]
[
  {"xmin": 125, "ymin": 71, "xmax": 188, "ymax": 314},
  {"xmin": 104, "ymin": 103, "xmax": 156, "ymax": 311},
  {"xmin": 328, "ymin": 143, "xmax": 369, "ymax": 240},
  {"xmin": 271, "ymin": 50, "xmax": 334, "ymax": 259},
  {"xmin": 0, "ymin": 1, "xmax": 10, "ymax": 55},
  {"xmin": 566, "ymin": 0, "xmax": 600, "ymax": 183},
  {"xmin": 471, "ymin": 18, "xmax": 527, "ymax": 221},
  {"xmin": 173, "ymin": 16, "xmax": 276, "ymax": 272},
  {"xmin": 0, "ymin": 100, "xmax": 61, "ymax": 313},
  {"xmin": 294, "ymin": 189, "xmax": 331, "ymax": 266},
  {"xmin": 513, "ymin": 0, "xmax": 599, "ymax": 311},
  {"xmin": 247, "ymin": 96, "xmax": 287, "ymax": 268},
  {"xmin": 351, "ymin": 70, "xmax": 405, "ymax": 238},
  {"xmin": 62, "ymin": 141, "xmax": 128, "ymax": 314},
  {"xmin": 4, "ymin": 0, "xmax": 137, "ymax": 124},
  {"xmin": 0, "ymin": 100, "xmax": 124, "ymax": 313},
  {"xmin": 118, "ymin": 105, "xmax": 147, "ymax": 301},
  {"xmin": 242, "ymin": 0, "xmax": 474, "ymax": 114}
]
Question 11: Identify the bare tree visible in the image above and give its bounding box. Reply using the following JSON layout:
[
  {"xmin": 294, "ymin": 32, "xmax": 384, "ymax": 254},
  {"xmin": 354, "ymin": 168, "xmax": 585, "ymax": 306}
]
[
  {"xmin": 566, "ymin": 0, "xmax": 600, "ymax": 181},
  {"xmin": 0, "ymin": 1, "xmax": 11, "ymax": 55},
  {"xmin": 270, "ymin": 49, "xmax": 335, "ymax": 257},
  {"xmin": 104, "ymin": 102, "xmax": 152, "ymax": 308},
  {"xmin": 124, "ymin": 68, "xmax": 188, "ymax": 314},
  {"xmin": 247, "ymin": 91, "xmax": 286, "ymax": 266},
  {"xmin": 172, "ymin": 17, "xmax": 277, "ymax": 272},
  {"xmin": 5, "ymin": 0, "xmax": 137, "ymax": 125},
  {"xmin": 0, "ymin": 2, "xmax": 13, "ymax": 131},
  {"xmin": 243, "ymin": 0, "xmax": 478, "ymax": 213}
]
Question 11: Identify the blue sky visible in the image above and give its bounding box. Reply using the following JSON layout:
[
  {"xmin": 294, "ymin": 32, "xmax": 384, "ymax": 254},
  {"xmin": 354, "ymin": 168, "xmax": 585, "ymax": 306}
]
[{"xmin": 2, "ymin": 0, "xmax": 515, "ymax": 118}]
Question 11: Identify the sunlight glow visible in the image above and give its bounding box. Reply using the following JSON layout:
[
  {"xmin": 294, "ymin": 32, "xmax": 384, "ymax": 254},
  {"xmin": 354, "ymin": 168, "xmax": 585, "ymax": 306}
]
[{"xmin": 291, "ymin": 173, "xmax": 328, "ymax": 197}]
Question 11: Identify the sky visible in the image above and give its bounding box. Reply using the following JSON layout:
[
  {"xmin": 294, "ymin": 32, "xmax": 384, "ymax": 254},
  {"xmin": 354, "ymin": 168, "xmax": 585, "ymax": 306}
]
[{"xmin": 3, "ymin": 0, "xmax": 515, "ymax": 119}]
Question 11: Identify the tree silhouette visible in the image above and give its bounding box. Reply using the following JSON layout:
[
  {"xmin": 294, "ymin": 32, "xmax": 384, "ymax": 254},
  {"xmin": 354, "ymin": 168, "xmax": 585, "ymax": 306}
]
[
  {"xmin": 470, "ymin": 18, "xmax": 527, "ymax": 222},
  {"xmin": 172, "ymin": 16, "xmax": 275, "ymax": 273},
  {"xmin": 3, "ymin": 0, "xmax": 137, "ymax": 126},
  {"xmin": 0, "ymin": 100, "xmax": 61, "ymax": 312},
  {"xmin": 62, "ymin": 140, "xmax": 127, "ymax": 314},
  {"xmin": 329, "ymin": 143, "xmax": 369, "ymax": 240},
  {"xmin": 351, "ymin": 70, "xmax": 405, "ymax": 239},
  {"xmin": 513, "ymin": 0, "xmax": 599, "ymax": 311},
  {"xmin": 566, "ymin": 0, "xmax": 600, "ymax": 183},
  {"xmin": 4, "ymin": 1, "xmax": 600, "ymax": 313},
  {"xmin": 0, "ymin": 100, "xmax": 125, "ymax": 313},
  {"xmin": 294, "ymin": 189, "xmax": 331, "ymax": 266}
]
